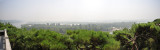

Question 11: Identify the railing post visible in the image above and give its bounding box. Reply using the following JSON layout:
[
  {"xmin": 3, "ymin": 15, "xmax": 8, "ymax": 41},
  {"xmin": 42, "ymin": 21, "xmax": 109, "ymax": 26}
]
[{"xmin": 4, "ymin": 29, "xmax": 12, "ymax": 50}]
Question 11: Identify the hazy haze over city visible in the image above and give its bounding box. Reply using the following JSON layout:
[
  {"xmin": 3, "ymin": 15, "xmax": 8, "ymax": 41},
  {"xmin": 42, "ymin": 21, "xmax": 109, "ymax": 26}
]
[{"xmin": 0, "ymin": 0, "xmax": 160, "ymax": 23}]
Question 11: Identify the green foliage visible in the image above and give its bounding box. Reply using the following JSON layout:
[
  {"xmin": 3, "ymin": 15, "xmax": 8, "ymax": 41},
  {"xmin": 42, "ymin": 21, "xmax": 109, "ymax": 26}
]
[
  {"xmin": 113, "ymin": 19, "xmax": 160, "ymax": 50},
  {"xmin": 113, "ymin": 30, "xmax": 133, "ymax": 50},
  {"xmin": 8, "ymin": 29, "xmax": 70, "ymax": 50},
  {"xmin": 153, "ymin": 18, "xmax": 160, "ymax": 24},
  {"xmin": 67, "ymin": 30, "xmax": 120, "ymax": 50},
  {"xmin": 0, "ymin": 22, "xmax": 120, "ymax": 50},
  {"xmin": 1, "ymin": 18, "xmax": 160, "ymax": 50}
]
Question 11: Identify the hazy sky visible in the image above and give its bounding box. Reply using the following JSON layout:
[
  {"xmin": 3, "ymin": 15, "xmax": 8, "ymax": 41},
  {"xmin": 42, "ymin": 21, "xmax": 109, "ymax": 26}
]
[{"xmin": 0, "ymin": 0, "xmax": 160, "ymax": 22}]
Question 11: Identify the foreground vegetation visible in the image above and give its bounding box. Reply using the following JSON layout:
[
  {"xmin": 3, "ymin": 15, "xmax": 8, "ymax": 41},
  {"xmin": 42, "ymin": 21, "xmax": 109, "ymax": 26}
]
[{"xmin": 0, "ymin": 19, "xmax": 160, "ymax": 50}]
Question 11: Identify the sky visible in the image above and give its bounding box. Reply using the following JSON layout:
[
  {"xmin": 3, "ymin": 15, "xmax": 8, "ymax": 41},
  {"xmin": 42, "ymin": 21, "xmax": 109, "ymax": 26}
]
[{"xmin": 0, "ymin": 0, "xmax": 160, "ymax": 22}]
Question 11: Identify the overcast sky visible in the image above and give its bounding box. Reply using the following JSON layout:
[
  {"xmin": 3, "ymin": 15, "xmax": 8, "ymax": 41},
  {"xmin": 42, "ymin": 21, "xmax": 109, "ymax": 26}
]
[{"xmin": 0, "ymin": 0, "xmax": 160, "ymax": 22}]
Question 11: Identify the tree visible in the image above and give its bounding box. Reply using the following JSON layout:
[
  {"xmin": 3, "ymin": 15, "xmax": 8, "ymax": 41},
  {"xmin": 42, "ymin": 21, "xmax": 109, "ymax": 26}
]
[
  {"xmin": 114, "ymin": 19, "xmax": 160, "ymax": 50},
  {"xmin": 67, "ymin": 30, "xmax": 120, "ymax": 50},
  {"xmin": 153, "ymin": 18, "xmax": 160, "ymax": 26}
]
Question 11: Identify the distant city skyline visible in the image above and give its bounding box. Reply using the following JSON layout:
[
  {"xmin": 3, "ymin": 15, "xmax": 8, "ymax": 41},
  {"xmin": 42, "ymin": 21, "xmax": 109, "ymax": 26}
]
[{"xmin": 0, "ymin": 0, "xmax": 160, "ymax": 22}]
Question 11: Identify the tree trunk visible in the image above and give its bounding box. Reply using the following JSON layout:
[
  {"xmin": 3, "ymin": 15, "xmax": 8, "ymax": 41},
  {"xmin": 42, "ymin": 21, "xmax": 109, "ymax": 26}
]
[
  {"xmin": 76, "ymin": 44, "xmax": 79, "ymax": 50},
  {"xmin": 92, "ymin": 45, "xmax": 96, "ymax": 50}
]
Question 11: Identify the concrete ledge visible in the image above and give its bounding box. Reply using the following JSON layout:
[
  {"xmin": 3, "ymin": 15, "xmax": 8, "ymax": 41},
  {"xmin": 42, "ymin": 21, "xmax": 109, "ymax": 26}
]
[{"xmin": 4, "ymin": 29, "xmax": 11, "ymax": 50}]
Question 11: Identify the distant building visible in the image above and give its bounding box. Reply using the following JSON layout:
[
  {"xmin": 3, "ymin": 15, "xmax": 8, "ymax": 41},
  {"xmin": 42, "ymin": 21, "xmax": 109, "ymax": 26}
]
[
  {"xmin": 28, "ymin": 25, "xmax": 32, "ymax": 27},
  {"xmin": 111, "ymin": 27, "xmax": 120, "ymax": 31},
  {"xmin": 110, "ymin": 27, "xmax": 121, "ymax": 34}
]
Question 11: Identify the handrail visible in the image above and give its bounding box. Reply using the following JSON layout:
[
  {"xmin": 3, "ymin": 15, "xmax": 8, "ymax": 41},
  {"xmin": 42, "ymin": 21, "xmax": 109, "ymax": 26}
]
[{"xmin": 4, "ymin": 29, "xmax": 12, "ymax": 50}]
